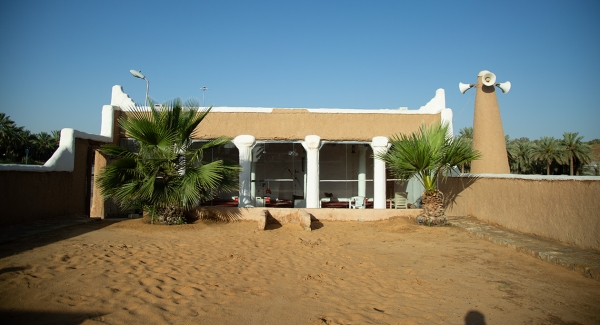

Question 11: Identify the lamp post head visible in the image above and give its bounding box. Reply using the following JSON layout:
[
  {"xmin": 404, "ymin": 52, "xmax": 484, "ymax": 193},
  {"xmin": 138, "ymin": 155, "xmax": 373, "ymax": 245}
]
[{"xmin": 130, "ymin": 70, "xmax": 146, "ymax": 80}]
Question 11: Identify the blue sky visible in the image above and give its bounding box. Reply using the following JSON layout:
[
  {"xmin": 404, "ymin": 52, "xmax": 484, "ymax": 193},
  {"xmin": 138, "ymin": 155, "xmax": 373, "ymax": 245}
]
[{"xmin": 1, "ymin": 0, "xmax": 599, "ymax": 140}]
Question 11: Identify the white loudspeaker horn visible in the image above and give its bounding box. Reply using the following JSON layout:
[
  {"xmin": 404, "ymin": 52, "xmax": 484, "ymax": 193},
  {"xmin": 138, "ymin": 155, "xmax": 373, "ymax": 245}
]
[
  {"xmin": 459, "ymin": 82, "xmax": 474, "ymax": 94},
  {"xmin": 481, "ymin": 71, "xmax": 496, "ymax": 86},
  {"xmin": 496, "ymin": 81, "xmax": 511, "ymax": 94}
]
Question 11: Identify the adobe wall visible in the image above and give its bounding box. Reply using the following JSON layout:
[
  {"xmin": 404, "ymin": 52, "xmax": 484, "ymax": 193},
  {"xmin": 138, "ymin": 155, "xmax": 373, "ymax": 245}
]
[
  {"xmin": 440, "ymin": 175, "xmax": 600, "ymax": 251},
  {"xmin": 121, "ymin": 110, "xmax": 442, "ymax": 142},
  {"xmin": 0, "ymin": 138, "xmax": 92, "ymax": 226},
  {"xmin": 190, "ymin": 206, "xmax": 422, "ymax": 223}
]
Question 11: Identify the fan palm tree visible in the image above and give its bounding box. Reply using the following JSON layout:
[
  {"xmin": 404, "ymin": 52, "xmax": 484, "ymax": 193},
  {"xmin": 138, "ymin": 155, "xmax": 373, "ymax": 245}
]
[
  {"xmin": 561, "ymin": 132, "xmax": 592, "ymax": 175},
  {"xmin": 377, "ymin": 123, "xmax": 481, "ymax": 224},
  {"xmin": 532, "ymin": 136, "xmax": 565, "ymax": 175},
  {"xmin": 96, "ymin": 98, "xmax": 240, "ymax": 224},
  {"xmin": 507, "ymin": 140, "xmax": 534, "ymax": 174}
]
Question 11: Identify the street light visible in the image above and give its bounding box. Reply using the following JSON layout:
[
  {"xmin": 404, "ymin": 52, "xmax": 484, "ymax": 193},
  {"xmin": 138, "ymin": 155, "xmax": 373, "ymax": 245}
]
[
  {"xmin": 200, "ymin": 86, "xmax": 208, "ymax": 108},
  {"xmin": 130, "ymin": 70, "xmax": 149, "ymax": 108}
]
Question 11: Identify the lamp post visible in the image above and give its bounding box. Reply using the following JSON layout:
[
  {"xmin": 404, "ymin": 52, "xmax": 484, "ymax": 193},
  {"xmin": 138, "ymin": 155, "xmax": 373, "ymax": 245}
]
[
  {"xmin": 200, "ymin": 86, "xmax": 208, "ymax": 108},
  {"xmin": 130, "ymin": 70, "xmax": 149, "ymax": 108}
]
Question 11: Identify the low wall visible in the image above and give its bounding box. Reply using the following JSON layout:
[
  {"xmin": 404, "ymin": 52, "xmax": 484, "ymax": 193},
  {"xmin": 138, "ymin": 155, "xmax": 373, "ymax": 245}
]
[
  {"xmin": 440, "ymin": 174, "xmax": 600, "ymax": 251},
  {"xmin": 0, "ymin": 138, "xmax": 94, "ymax": 227},
  {"xmin": 190, "ymin": 206, "xmax": 422, "ymax": 223}
]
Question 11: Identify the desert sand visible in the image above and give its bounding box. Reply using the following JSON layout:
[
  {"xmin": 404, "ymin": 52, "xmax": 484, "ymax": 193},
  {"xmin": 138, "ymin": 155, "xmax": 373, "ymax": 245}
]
[{"xmin": 0, "ymin": 217, "xmax": 599, "ymax": 325}]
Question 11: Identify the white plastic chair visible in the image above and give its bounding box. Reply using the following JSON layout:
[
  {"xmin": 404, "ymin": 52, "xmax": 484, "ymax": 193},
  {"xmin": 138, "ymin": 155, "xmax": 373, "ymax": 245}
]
[
  {"xmin": 350, "ymin": 196, "xmax": 366, "ymax": 209},
  {"xmin": 394, "ymin": 192, "xmax": 408, "ymax": 209}
]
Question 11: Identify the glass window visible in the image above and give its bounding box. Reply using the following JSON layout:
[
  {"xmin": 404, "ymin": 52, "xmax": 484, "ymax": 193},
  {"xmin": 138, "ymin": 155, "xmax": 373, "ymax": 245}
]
[
  {"xmin": 119, "ymin": 138, "xmax": 140, "ymax": 153},
  {"xmin": 319, "ymin": 143, "xmax": 373, "ymax": 208},
  {"xmin": 252, "ymin": 142, "xmax": 305, "ymax": 208}
]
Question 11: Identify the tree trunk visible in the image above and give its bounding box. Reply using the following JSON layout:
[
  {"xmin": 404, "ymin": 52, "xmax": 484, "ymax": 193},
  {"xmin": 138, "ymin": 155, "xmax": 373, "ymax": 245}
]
[
  {"xmin": 418, "ymin": 190, "xmax": 447, "ymax": 226},
  {"xmin": 570, "ymin": 156, "xmax": 574, "ymax": 176}
]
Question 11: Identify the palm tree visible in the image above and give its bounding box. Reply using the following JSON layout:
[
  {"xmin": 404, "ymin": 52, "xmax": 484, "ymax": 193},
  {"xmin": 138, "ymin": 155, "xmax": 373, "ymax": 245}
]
[
  {"xmin": 457, "ymin": 127, "xmax": 474, "ymax": 173},
  {"xmin": 507, "ymin": 140, "xmax": 534, "ymax": 174},
  {"xmin": 14, "ymin": 128, "xmax": 34, "ymax": 163},
  {"xmin": 532, "ymin": 136, "xmax": 565, "ymax": 175},
  {"xmin": 32, "ymin": 131, "xmax": 59, "ymax": 162},
  {"xmin": 96, "ymin": 98, "xmax": 240, "ymax": 224},
  {"xmin": 561, "ymin": 132, "xmax": 592, "ymax": 175},
  {"xmin": 377, "ymin": 123, "xmax": 481, "ymax": 224},
  {"xmin": 0, "ymin": 113, "xmax": 25, "ymax": 161},
  {"xmin": 0, "ymin": 113, "xmax": 17, "ymax": 146},
  {"xmin": 51, "ymin": 130, "xmax": 61, "ymax": 147},
  {"xmin": 458, "ymin": 127, "xmax": 473, "ymax": 140}
]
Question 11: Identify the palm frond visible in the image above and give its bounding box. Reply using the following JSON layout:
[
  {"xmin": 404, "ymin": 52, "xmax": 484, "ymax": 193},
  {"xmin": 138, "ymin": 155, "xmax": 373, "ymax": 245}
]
[
  {"xmin": 379, "ymin": 122, "xmax": 481, "ymax": 193},
  {"xmin": 96, "ymin": 95, "xmax": 240, "ymax": 223}
]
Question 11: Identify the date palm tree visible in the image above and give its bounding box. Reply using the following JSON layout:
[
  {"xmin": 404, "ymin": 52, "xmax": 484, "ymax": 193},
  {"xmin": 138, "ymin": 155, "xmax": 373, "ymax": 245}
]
[
  {"xmin": 32, "ymin": 131, "xmax": 59, "ymax": 162},
  {"xmin": 457, "ymin": 127, "xmax": 474, "ymax": 173},
  {"xmin": 377, "ymin": 122, "xmax": 481, "ymax": 224},
  {"xmin": 561, "ymin": 132, "xmax": 592, "ymax": 175},
  {"xmin": 532, "ymin": 136, "xmax": 565, "ymax": 175},
  {"xmin": 508, "ymin": 140, "xmax": 534, "ymax": 174},
  {"xmin": 0, "ymin": 113, "xmax": 26, "ymax": 161},
  {"xmin": 96, "ymin": 98, "xmax": 239, "ymax": 224}
]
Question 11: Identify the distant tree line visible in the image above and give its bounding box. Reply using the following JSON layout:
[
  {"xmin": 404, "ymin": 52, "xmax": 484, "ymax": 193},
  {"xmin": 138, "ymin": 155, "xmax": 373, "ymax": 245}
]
[
  {"xmin": 0, "ymin": 113, "xmax": 60, "ymax": 164},
  {"xmin": 457, "ymin": 127, "xmax": 599, "ymax": 176}
]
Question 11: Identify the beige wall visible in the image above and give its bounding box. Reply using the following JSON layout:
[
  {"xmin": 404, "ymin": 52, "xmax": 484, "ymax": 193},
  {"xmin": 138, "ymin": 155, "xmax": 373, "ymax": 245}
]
[
  {"xmin": 440, "ymin": 175, "xmax": 600, "ymax": 251},
  {"xmin": 190, "ymin": 206, "xmax": 422, "ymax": 223},
  {"xmin": 91, "ymin": 111, "xmax": 122, "ymax": 218},
  {"xmin": 122, "ymin": 110, "xmax": 442, "ymax": 141},
  {"xmin": 0, "ymin": 139, "xmax": 93, "ymax": 227}
]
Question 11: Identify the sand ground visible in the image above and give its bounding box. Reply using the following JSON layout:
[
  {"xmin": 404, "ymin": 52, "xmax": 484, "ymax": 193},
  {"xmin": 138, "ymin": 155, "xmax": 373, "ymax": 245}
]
[{"xmin": 0, "ymin": 217, "xmax": 599, "ymax": 325}]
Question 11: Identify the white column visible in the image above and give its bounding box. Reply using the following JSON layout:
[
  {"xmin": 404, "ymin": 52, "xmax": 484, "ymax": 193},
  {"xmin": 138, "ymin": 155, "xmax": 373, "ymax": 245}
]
[
  {"xmin": 302, "ymin": 135, "xmax": 321, "ymax": 208},
  {"xmin": 371, "ymin": 136, "xmax": 388, "ymax": 209},
  {"xmin": 233, "ymin": 135, "xmax": 256, "ymax": 207},
  {"xmin": 357, "ymin": 145, "xmax": 367, "ymax": 197},
  {"xmin": 250, "ymin": 146, "xmax": 262, "ymax": 206}
]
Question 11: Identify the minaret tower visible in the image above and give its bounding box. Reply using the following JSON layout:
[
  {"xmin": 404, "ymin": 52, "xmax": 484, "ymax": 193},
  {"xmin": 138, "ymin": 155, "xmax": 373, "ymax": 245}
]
[{"xmin": 459, "ymin": 70, "xmax": 512, "ymax": 174}]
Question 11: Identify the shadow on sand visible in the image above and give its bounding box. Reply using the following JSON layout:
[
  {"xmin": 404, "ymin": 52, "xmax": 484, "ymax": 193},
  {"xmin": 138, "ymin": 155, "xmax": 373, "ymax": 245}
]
[
  {"xmin": 0, "ymin": 219, "xmax": 123, "ymax": 259},
  {"xmin": 464, "ymin": 310, "xmax": 487, "ymax": 325},
  {"xmin": 264, "ymin": 210, "xmax": 282, "ymax": 230},
  {"xmin": 0, "ymin": 310, "xmax": 107, "ymax": 325},
  {"xmin": 188, "ymin": 207, "xmax": 244, "ymax": 223},
  {"xmin": 310, "ymin": 214, "xmax": 324, "ymax": 230}
]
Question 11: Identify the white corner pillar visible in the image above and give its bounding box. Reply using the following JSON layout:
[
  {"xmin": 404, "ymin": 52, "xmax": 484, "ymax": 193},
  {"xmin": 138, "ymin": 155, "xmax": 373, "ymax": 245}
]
[
  {"xmin": 233, "ymin": 135, "xmax": 256, "ymax": 207},
  {"xmin": 251, "ymin": 146, "xmax": 262, "ymax": 206},
  {"xmin": 302, "ymin": 135, "xmax": 321, "ymax": 208},
  {"xmin": 357, "ymin": 145, "xmax": 367, "ymax": 197},
  {"xmin": 371, "ymin": 137, "xmax": 389, "ymax": 209}
]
